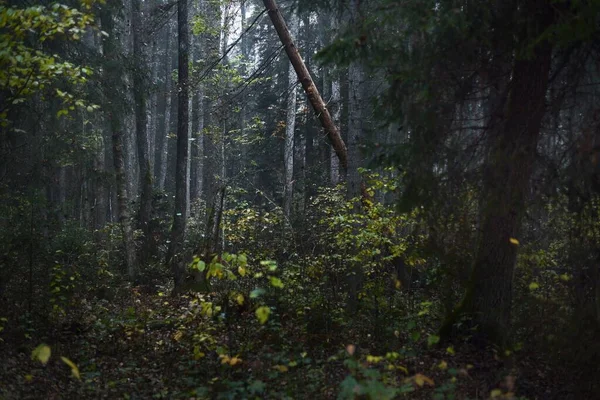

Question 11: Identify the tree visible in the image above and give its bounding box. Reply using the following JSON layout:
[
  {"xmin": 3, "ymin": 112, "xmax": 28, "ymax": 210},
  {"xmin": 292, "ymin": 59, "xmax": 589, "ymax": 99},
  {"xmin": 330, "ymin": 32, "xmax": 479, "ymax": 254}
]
[
  {"xmin": 283, "ymin": 8, "xmax": 298, "ymax": 220},
  {"xmin": 100, "ymin": 1, "xmax": 138, "ymax": 281},
  {"xmin": 167, "ymin": 0, "xmax": 190, "ymax": 291},
  {"xmin": 132, "ymin": 0, "xmax": 154, "ymax": 259},
  {"xmin": 263, "ymin": 0, "xmax": 347, "ymax": 172}
]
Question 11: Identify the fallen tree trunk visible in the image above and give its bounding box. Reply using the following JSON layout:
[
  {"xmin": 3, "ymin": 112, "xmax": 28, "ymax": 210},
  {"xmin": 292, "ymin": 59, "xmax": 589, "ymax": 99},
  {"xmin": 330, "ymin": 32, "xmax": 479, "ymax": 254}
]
[{"xmin": 262, "ymin": 0, "xmax": 348, "ymax": 171}]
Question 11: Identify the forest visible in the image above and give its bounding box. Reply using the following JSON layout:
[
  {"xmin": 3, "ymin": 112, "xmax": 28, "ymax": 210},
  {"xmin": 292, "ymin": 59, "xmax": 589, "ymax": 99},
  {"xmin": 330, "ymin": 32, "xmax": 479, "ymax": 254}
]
[{"xmin": 1, "ymin": 0, "xmax": 600, "ymax": 398}]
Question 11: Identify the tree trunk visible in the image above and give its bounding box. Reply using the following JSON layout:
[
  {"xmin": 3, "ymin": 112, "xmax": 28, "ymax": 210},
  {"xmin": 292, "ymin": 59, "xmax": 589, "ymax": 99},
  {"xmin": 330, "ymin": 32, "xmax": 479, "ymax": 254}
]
[
  {"xmin": 167, "ymin": 0, "xmax": 190, "ymax": 292},
  {"xmin": 330, "ymin": 77, "xmax": 341, "ymax": 185},
  {"xmin": 263, "ymin": 0, "xmax": 347, "ymax": 171},
  {"xmin": 443, "ymin": 1, "xmax": 554, "ymax": 343},
  {"xmin": 158, "ymin": 21, "xmax": 173, "ymax": 191},
  {"xmin": 191, "ymin": 0, "xmax": 205, "ymax": 203},
  {"xmin": 132, "ymin": 0, "xmax": 153, "ymax": 245},
  {"xmin": 100, "ymin": 7, "xmax": 138, "ymax": 281},
  {"xmin": 283, "ymin": 10, "xmax": 298, "ymax": 221}
]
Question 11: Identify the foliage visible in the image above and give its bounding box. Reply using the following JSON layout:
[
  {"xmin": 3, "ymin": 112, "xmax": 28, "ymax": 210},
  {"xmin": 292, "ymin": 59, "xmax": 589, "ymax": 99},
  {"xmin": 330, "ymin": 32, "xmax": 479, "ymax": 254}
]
[{"xmin": 0, "ymin": 1, "xmax": 99, "ymax": 125}]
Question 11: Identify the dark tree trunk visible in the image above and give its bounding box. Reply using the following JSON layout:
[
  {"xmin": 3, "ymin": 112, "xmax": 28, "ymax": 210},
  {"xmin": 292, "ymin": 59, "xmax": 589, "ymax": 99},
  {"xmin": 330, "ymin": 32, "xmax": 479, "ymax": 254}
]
[
  {"xmin": 167, "ymin": 0, "xmax": 190, "ymax": 292},
  {"xmin": 442, "ymin": 0, "xmax": 554, "ymax": 344},
  {"xmin": 100, "ymin": 7, "xmax": 138, "ymax": 281},
  {"xmin": 132, "ymin": 0, "xmax": 153, "ymax": 248}
]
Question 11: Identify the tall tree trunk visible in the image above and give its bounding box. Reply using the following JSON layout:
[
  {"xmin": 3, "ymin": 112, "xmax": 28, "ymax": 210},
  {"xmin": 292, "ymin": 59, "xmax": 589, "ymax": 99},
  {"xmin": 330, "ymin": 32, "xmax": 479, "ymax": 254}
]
[
  {"xmin": 283, "ymin": 10, "xmax": 298, "ymax": 221},
  {"xmin": 100, "ymin": 6, "xmax": 138, "ymax": 281},
  {"xmin": 190, "ymin": 0, "xmax": 204, "ymax": 203},
  {"xmin": 330, "ymin": 78, "xmax": 341, "ymax": 185},
  {"xmin": 167, "ymin": 0, "xmax": 190, "ymax": 292},
  {"xmin": 263, "ymin": 0, "xmax": 347, "ymax": 171},
  {"xmin": 186, "ymin": 29, "xmax": 195, "ymax": 219},
  {"xmin": 132, "ymin": 0, "xmax": 153, "ymax": 245},
  {"xmin": 158, "ymin": 21, "xmax": 173, "ymax": 191},
  {"xmin": 442, "ymin": 1, "xmax": 554, "ymax": 343}
]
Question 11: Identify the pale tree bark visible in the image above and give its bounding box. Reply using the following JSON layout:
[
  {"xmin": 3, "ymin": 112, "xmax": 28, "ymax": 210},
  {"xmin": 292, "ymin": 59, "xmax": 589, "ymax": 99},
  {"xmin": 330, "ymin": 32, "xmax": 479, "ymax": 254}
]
[
  {"xmin": 148, "ymin": 37, "xmax": 159, "ymax": 175},
  {"xmin": 283, "ymin": 10, "xmax": 298, "ymax": 221},
  {"xmin": 330, "ymin": 79, "xmax": 341, "ymax": 184},
  {"xmin": 186, "ymin": 27, "xmax": 195, "ymax": 219},
  {"xmin": 158, "ymin": 21, "xmax": 173, "ymax": 191},
  {"xmin": 238, "ymin": 1, "xmax": 249, "ymax": 178},
  {"xmin": 320, "ymin": 10, "xmax": 341, "ymax": 186},
  {"xmin": 168, "ymin": 0, "xmax": 190, "ymax": 292},
  {"xmin": 263, "ymin": 0, "xmax": 347, "ymax": 171},
  {"xmin": 190, "ymin": 0, "xmax": 205, "ymax": 204}
]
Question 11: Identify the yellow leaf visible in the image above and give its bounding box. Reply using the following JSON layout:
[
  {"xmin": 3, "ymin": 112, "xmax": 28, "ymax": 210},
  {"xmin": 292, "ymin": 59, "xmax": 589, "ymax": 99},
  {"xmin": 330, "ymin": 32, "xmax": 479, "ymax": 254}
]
[
  {"xmin": 446, "ymin": 346, "xmax": 455, "ymax": 355},
  {"xmin": 173, "ymin": 331, "xmax": 183, "ymax": 341},
  {"xmin": 25, "ymin": 374, "xmax": 33, "ymax": 382},
  {"xmin": 235, "ymin": 293, "xmax": 245, "ymax": 305},
  {"xmin": 414, "ymin": 373, "xmax": 434, "ymax": 387},
  {"xmin": 490, "ymin": 389, "xmax": 503, "ymax": 398},
  {"xmin": 273, "ymin": 365, "xmax": 288, "ymax": 372},
  {"xmin": 366, "ymin": 355, "xmax": 383, "ymax": 363},
  {"xmin": 529, "ymin": 282, "xmax": 540, "ymax": 291},
  {"xmin": 509, "ymin": 238, "xmax": 519, "ymax": 245},
  {"xmin": 438, "ymin": 360, "xmax": 448, "ymax": 370},
  {"xmin": 255, "ymin": 306, "xmax": 270, "ymax": 324},
  {"xmin": 395, "ymin": 279, "xmax": 402, "ymax": 289},
  {"xmin": 238, "ymin": 266, "xmax": 247, "ymax": 277},
  {"xmin": 228, "ymin": 357, "xmax": 242, "ymax": 366},
  {"xmin": 560, "ymin": 273, "xmax": 571, "ymax": 282},
  {"xmin": 60, "ymin": 357, "xmax": 80, "ymax": 380},
  {"xmin": 31, "ymin": 344, "xmax": 51, "ymax": 365}
]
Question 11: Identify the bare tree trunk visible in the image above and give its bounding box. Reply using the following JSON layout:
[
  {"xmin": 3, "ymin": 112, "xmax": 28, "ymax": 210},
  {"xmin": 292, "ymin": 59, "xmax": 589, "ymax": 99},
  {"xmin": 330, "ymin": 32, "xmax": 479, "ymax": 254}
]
[
  {"xmin": 100, "ymin": 6, "xmax": 138, "ymax": 281},
  {"xmin": 167, "ymin": 0, "xmax": 190, "ymax": 292},
  {"xmin": 132, "ymin": 0, "xmax": 153, "ymax": 243},
  {"xmin": 190, "ymin": 0, "xmax": 204, "ymax": 203},
  {"xmin": 158, "ymin": 21, "xmax": 173, "ymax": 191},
  {"xmin": 283, "ymin": 10, "xmax": 298, "ymax": 221},
  {"xmin": 263, "ymin": 0, "xmax": 347, "ymax": 171},
  {"xmin": 330, "ymin": 79, "xmax": 341, "ymax": 185},
  {"xmin": 346, "ymin": 61, "xmax": 363, "ymax": 199},
  {"xmin": 441, "ymin": 1, "xmax": 554, "ymax": 343},
  {"xmin": 186, "ymin": 31, "xmax": 195, "ymax": 219}
]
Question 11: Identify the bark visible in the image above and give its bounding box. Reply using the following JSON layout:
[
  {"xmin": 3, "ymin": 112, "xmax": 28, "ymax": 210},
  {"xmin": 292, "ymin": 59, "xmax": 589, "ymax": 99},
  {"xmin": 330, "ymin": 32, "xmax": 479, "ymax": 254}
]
[
  {"xmin": 329, "ymin": 73, "xmax": 341, "ymax": 185},
  {"xmin": 283, "ymin": 10, "xmax": 298, "ymax": 220},
  {"xmin": 346, "ymin": 0, "xmax": 364, "ymax": 200},
  {"xmin": 132, "ymin": 0, "xmax": 153, "ymax": 241},
  {"xmin": 167, "ymin": 0, "xmax": 190, "ymax": 292},
  {"xmin": 263, "ymin": 0, "xmax": 347, "ymax": 171},
  {"xmin": 158, "ymin": 21, "xmax": 173, "ymax": 191},
  {"xmin": 100, "ymin": 7, "xmax": 138, "ymax": 281},
  {"xmin": 186, "ymin": 31, "xmax": 195, "ymax": 218},
  {"xmin": 191, "ymin": 0, "xmax": 204, "ymax": 203},
  {"xmin": 442, "ymin": 1, "xmax": 554, "ymax": 343}
]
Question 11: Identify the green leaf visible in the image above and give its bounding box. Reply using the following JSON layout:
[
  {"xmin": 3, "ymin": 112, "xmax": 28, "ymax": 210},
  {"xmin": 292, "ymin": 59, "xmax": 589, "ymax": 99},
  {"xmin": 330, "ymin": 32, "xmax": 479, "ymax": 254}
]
[
  {"xmin": 529, "ymin": 282, "xmax": 540, "ymax": 291},
  {"xmin": 250, "ymin": 288, "xmax": 265, "ymax": 299},
  {"xmin": 255, "ymin": 306, "xmax": 271, "ymax": 324},
  {"xmin": 31, "ymin": 344, "xmax": 51, "ymax": 365},
  {"xmin": 427, "ymin": 334, "xmax": 440, "ymax": 347},
  {"xmin": 60, "ymin": 356, "xmax": 80, "ymax": 380},
  {"xmin": 269, "ymin": 276, "xmax": 284, "ymax": 289}
]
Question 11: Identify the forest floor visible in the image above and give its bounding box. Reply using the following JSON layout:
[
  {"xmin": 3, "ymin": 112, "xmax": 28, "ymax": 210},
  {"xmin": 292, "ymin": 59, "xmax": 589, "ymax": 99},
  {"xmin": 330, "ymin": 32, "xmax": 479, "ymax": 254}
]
[{"xmin": 0, "ymin": 285, "xmax": 584, "ymax": 399}]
